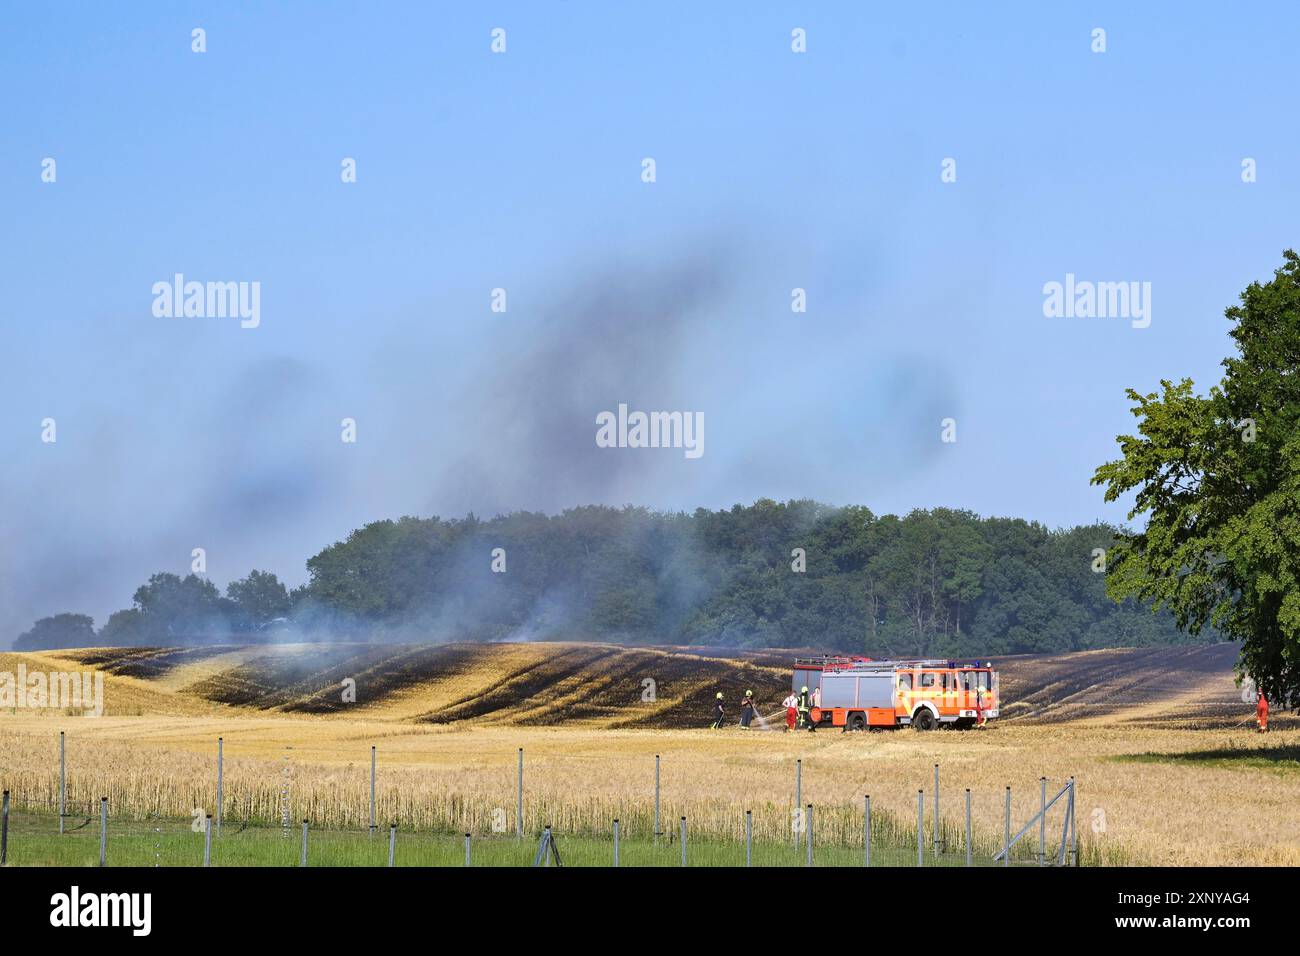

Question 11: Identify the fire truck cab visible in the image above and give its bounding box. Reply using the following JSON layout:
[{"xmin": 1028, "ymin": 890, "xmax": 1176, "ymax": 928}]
[{"xmin": 792, "ymin": 656, "xmax": 999, "ymax": 730}]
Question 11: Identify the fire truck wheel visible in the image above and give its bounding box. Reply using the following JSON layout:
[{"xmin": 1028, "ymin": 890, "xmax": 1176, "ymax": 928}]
[
  {"xmin": 912, "ymin": 709, "xmax": 937, "ymax": 731},
  {"xmin": 848, "ymin": 713, "xmax": 865, "ymax": 732}
]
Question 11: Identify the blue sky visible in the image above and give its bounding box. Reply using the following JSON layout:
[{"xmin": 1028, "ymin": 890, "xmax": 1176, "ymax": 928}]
[{"xmin": 3, "ymin": 2, "xmax": 1299, "ymax": 640}]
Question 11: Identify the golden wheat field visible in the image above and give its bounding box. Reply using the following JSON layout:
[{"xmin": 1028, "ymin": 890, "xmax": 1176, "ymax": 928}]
[{"xmin": 0, "ymin": 642, "xmax": 1295, "ymax": 866}]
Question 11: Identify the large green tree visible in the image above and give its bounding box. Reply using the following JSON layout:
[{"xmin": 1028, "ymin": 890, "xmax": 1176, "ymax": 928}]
[
  {"xmin": 130, "ymin": 573, "xmax": 229, "ymax": 642},
  {"xmin": 14, "ymin": 613, "xmax": 98, "ymax": 651},
  {"xmin": 226, "ymin": 570, "xmax": 292, "ymax": 630},
  {"xmin": 1093, "ymin": 251, "xmax": 1300, "ymax": 706}
]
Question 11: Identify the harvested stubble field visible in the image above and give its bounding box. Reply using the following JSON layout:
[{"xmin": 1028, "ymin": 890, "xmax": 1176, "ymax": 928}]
[{"xmin": 0, "ymin": 641, "xmax": 1295, "ymax": 866}]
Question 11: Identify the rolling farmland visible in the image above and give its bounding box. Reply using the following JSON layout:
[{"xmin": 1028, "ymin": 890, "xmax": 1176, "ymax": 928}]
[{"xmin": 0, "ymin": 641, "xmax": 1295, "ymax": 866}]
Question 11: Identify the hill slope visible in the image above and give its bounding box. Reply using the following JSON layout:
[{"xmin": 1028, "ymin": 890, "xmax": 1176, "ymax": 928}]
[
  {"xmin": 46, "ymin": 643, "xmax": 789, "ymax": 728},
  {"xmin": 17, "ymin": 640, "xmax": 1263, "ymax": 729},
  {"xmin": 996, "ymin": 643, "xmax": 1249, "ymax": 727}
]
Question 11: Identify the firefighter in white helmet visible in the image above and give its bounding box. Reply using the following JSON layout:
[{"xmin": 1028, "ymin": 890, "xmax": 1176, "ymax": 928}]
[{"xmin": 739, "ymin": 689, "xmax": 755, "ymax": 729}]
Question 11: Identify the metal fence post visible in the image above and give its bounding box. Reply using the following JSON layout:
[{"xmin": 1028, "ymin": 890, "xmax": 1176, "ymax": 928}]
[
  {"xmin": 794, "ymin": 759, "xmax": 802, "ymax": 848},
  {"xmin": 541, "ymin": 825, "xmax": 553, "ymax": 867},
  {"xmin": 300, "ymin": 819, "xmax": 309, "ymax": 867},
  {"xmin": 516, "ymin": 748, "xmax": 524, "ymax": 839},
  {"xmin": 680, "ymin": 817, "xmax": 687, "ymax": 867},
  {"xmin": 965, "ymin": 789, "xmax": 972, "ymax": 867},
  {"xmin": 203, "ymin": 815, "xmax": 212, "ymax": 867},
  {"xmin": 388, "ymin": 824, "xmax": 396, "ymax": 867},
  {"xmin": 1039, "ymin": 777, "xmax": 1046, "ymax": 865},
  {"xmin": 933, "ymin": 764, "xmax": 940, "ymax": 854},
  {"xmin": 59, "ymin": 731, "xmax": 66, "ymax": 835},
  {"xmin": 99, "ymin": 797, "xmax": 108, "ymax": 867},
  {"xmin": 1057, "ymin": 780, "xmax": 1073, "ymax": 866},
  {"xmin": 864, "ymin": 794, "xmax": 871, "ymax": 867},
  {"xmin": 613, "ymin": 819, "xmax": 620, "ymax": 867},
  {"xmin": 1004, "ymin": 786, "xmax": 1011, "ymax": 867},
  {"xmin": 464, "ymin": 833, "xmax": 471, "ymax": 867},
  {"xmin": 745, "ymin": 810, "xmax": 752, "ymax": 867},
  {"xmin": 1070, "ymin": 778, "xmax": 1079, "ymax": 866},
  {"xmin": 1, "ymin": 791, "xmax": 9, "ymax": 865},
  {"xmin": 806, "ymin": 804, "xmax": 814, "ymax": 867},
  {"xmin": 916, "ymin": 790, "xmax": 924, "ymax": 867},
  {"xmin": 369, "ymin": 746, "xmax": 377, "ymax": 837},
  {"xmin": 216, "ymin": 737, "xmax": 223, "ymax": 838},
  {"xmin": 654, "ymin": 755, "xmax": 660, "ymax": 845}
]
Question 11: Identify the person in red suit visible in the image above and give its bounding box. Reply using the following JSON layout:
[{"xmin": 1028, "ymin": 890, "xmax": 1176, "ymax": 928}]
[{"xmin": 1257, "ymin": 693, "xmax": 1269, "ymax": 733}]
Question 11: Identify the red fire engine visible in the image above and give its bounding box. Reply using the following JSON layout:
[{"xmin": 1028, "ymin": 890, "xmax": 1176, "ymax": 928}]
[{"xmin": 792, "ymin": 656, "xmax": 999, "ymax": 730}]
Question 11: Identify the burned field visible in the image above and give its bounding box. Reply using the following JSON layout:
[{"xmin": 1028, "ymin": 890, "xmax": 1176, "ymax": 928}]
[
  {"xmin": 996, "ymin": 643, "xmax": 1250, "ymax": 728},
  {"xmin": 35, "ymin": 640, "xmax": 1260, "ymax": 731},
  {"xmin": 40, "ymin": 641, "xmax": 792, "ymax": 729}
]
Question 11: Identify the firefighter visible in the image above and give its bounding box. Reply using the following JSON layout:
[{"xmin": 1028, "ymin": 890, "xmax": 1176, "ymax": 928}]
[
  {"xmin": 1257, "ymin": 693, "xmax": 1269, "ymax": 733},
  {"xmin": 975, "ymin": 683, "xmax": 988, "ymax": 729},
  {"xmin": 807, "ymin": 685, "xmax": 821, "ymax": 732},
  {"xmin": 739, "ymin": 690, "xmax": 755, "ymax": 729},
  {"xmin": 782, "ymin": 691, "xmax": 798, "ymax": 732},
  {"xmin": 710, "ymin": 691, "xmax": 725, "ymax": 729},
  {"xmin": 797, "ymin": 685, "xmax": 811, "ymax": 730}
]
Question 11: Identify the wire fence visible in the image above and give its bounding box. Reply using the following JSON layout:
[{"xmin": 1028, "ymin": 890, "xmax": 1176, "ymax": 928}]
[{"xmin": 0, "ymin": 732, "xmax": 1079, "ymax": 868}]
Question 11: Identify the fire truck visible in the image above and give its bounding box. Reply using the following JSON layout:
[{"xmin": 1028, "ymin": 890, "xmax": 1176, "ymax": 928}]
[{"xmin": 792, "ymin": 656, "xmax": 999, "ymax": 730}]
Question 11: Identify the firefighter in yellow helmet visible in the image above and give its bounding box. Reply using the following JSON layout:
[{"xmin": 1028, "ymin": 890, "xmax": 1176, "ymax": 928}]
[
  {"xmin": 797, "ymin": 685, "xmax": 811, "ymax": 729},
  {"xmin": 710, "ymin": 691, "xmax": 726, "ymax": 729}
]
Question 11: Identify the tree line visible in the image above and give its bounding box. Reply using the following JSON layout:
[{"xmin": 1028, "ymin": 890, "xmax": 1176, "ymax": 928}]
[{"xmin": 14, "ymin": 500, "xmax": 1208, "ymax": 655}]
